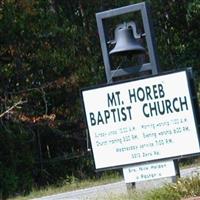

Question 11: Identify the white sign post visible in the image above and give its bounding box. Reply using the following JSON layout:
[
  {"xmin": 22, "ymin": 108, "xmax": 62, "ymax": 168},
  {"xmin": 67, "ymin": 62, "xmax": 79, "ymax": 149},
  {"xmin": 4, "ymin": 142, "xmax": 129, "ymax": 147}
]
[{"xmin": 82, "ymin": 70, "xmax": 200, "ymax": 170}]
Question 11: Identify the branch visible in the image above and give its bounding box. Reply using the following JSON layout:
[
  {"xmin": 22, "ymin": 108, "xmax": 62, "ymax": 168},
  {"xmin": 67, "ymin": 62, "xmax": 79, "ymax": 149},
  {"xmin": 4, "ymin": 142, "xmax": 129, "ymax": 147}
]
[
  {"xmin": 0, "ymin": 100, "xmax": 27, "ymax": 118},
  {"xmin": 41, "ymin": 88, "xmax": 48, "ymax": 115}
]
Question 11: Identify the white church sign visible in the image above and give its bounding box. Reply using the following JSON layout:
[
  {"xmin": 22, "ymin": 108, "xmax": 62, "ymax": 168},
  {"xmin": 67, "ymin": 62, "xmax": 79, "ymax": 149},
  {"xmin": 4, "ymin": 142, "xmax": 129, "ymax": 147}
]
[{"xmin": 81, "ymin": 70, "xmax": 200, "ymax": 170}]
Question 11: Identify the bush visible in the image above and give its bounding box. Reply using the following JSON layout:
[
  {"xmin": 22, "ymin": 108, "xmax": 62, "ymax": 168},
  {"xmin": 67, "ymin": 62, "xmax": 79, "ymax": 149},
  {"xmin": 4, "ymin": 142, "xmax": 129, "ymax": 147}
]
[{"xmin": 0, "ymin": 122, "xmax": 34, "ymax": 199}]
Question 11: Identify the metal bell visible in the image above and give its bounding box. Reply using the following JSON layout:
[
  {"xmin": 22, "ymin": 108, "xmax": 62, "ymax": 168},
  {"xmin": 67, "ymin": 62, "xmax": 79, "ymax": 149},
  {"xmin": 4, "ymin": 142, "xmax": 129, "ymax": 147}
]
[{"xmin": 109, "ymin": 22, "xmax": 145, "ymax": 56}]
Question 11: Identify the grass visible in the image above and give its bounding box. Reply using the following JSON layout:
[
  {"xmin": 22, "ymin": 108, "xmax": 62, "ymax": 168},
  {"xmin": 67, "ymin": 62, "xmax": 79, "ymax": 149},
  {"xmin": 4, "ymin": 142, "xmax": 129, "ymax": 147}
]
[
  {"xmin": 8, "ymin": 159, "xmax": 200, "ymax": 200},
  {"xmin": 8, "ymin": 172, "xmax": 123, "ymax": 200},
  {"xmin": 95, "ymin": 175, "xmax": 200, "ymax": 200},
  {"xmin": 179, "ymin": 157, "xmax": 200, "ymax": 169},
  {"xmin": 146, "ymin": 175, "xmax": 200, "ymax": 200},
  {"xmin": 9, "ymin": 174, "xmax": 200, "ymax": 200}
]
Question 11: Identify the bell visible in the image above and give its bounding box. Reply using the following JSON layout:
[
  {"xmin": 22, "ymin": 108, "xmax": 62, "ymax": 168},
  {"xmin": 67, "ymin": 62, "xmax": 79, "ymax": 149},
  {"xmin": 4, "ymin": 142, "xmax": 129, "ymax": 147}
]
[{"xmin": 109, "ymin": 24, "xmax": 145, "ymax": 56}]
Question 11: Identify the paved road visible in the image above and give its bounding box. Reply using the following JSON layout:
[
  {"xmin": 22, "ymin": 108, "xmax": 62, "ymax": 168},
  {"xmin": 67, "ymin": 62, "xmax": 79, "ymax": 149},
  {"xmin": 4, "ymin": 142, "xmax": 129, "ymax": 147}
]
[
  {"xmin": 32, "ymin": 166, "xmax": 200, "ymax": 200},
  {"xmin": 32, "ymin": 181, "xmax": 127, "ymax": 200}
]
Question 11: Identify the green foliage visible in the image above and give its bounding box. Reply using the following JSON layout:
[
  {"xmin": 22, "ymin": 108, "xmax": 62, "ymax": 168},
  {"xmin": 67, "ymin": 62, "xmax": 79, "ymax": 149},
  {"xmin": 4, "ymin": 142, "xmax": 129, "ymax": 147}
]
[
  {"xmin": 94, "ymin": 176, "xmax": 200, "ymax": 200},
  {"xmin": 168, "ymin": 176, "xmax": 200, "ymax": 198},
  {"xmin": 0, "ymin": 167, "xmax": 18, "ymax": 199},
  {"xmin": 149, "ymin": 0, "xmax": 200, "ymax": 72},
  {"xmin": 143, "ymin": 186, "xmax": 181, "ymax": 200},
  {"xmin": 141, "ymin": 175, "xmax": 200, "ymax": 200},
  {"xmin": 0, "ymin": 122, "xmax": 34, "ymax": 199}
]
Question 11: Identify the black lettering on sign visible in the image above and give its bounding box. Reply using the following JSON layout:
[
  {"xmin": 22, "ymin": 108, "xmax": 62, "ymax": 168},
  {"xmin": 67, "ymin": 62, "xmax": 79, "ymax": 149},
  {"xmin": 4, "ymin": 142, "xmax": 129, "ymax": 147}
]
[
  {"xmin": 143, "ymin": 96, "xmax": 188, "ymax": 117},
  {"xmin": 128, "ymin": 84, "xmax": 165, "ymax": 103},
  {"xmin": 89, "ymin": 106, "xmax": 133, "ymax": 126},
  {"xmin": 107, "ymin": 91, "xmax": 121, "ymax": 107}
]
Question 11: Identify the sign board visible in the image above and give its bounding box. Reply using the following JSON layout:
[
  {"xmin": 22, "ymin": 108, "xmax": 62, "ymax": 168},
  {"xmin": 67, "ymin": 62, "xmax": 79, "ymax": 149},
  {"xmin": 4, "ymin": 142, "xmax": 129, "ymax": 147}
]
[
  {"xmin": 123, "ymin": 160, "xmax": 176, "ymax": 183},
  {"xmin": 81, "ymin": 70, "xmax": 200, "ymax": 170}
]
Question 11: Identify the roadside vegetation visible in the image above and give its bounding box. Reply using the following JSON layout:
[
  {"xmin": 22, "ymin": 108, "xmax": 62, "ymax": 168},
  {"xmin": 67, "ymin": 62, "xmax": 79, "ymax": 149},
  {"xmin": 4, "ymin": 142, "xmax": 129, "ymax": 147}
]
[
  {"xmin": 100, "ymin": 175, "xmax": 200, "ymax": 200},
  {"xmin": 8, "ymin": 169, "xmax": 200, "ymax": 200},
  {"xmin": 8, "ymin": 171, "xmax": 122, "ymax": 200}
]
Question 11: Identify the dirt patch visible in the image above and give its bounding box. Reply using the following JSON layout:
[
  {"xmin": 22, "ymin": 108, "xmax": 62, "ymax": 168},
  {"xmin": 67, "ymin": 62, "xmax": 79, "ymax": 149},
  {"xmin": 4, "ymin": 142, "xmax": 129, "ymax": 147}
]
[{"xmin": 182, "ymin": 197, "xmax": 200, "ymax": 200}]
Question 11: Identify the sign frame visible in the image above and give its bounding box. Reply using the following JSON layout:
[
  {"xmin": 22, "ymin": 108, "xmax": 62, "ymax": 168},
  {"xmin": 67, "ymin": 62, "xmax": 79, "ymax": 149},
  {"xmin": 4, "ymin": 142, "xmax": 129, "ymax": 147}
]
[{"xmin": 81, "ymin": 69, "xmax": 200, "ymax": 171}]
